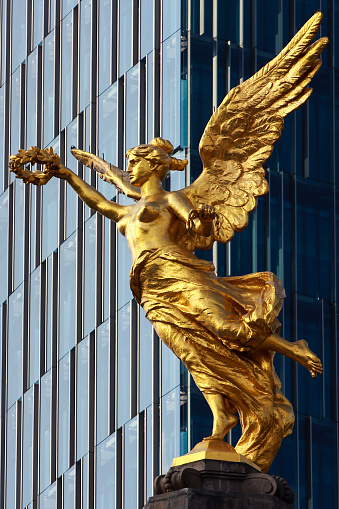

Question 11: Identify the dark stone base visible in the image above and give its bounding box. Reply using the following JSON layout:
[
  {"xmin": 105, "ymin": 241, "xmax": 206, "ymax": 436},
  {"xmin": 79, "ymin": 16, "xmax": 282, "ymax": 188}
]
[
  {"xmin": 143, "ymin": 460, "xmax": 295, "ymax": 509},
  {"xmin": 144, "ymin": 487, "xmax": 294, "ymax": 508}
]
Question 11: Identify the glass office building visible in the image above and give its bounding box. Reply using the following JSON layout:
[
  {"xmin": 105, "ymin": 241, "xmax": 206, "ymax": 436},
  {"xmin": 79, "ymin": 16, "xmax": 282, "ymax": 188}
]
[{"xmin": 0, "ymin": 1, "xmax": 337, "ymax": 508}]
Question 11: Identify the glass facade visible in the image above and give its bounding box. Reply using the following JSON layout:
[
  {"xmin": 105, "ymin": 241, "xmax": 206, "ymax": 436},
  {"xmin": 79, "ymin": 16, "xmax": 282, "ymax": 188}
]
[{"xmin": 0, "ymin": 1, "xmax": 337, "ymax": 509}]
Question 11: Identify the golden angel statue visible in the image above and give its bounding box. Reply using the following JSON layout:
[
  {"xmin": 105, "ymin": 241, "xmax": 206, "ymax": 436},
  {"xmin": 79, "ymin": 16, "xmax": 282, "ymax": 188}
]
[{"xmin": 10, "ymin": 13, "xmax": 327, "ymax": 473}]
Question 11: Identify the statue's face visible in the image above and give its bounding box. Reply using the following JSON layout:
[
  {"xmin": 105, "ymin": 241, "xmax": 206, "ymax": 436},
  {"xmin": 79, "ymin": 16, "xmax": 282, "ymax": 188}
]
[{"xmin": 127, "ymin": 155, "xmax": 153, "ymax": 186}]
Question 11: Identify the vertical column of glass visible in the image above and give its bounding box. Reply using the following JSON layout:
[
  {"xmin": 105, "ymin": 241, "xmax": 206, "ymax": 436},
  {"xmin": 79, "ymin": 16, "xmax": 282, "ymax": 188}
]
[
  {"xmin": 22, "ymin": 387, "xmax": 34, "ymax": 508},
  {"xmin": 11, "ymin": 0, "xmax": 27, "ymax": 72},
  {"xmin": 79, "ymin": 0, "xmax": 91, "ymax": 112},
  {"xmin": 43, "ymin": 31, "xmax": 55, "ymax": 147},
  {"xmin": 124, "ymin": 417, "xmax": 138, "ymax": 509},
  {"xmin": 26, "ymin": 49, "xmax": 38, "ymax": 150},
  {"xmin": 161, "ymin": 386, "xmax": 180, "ymax": 472},
  {"xmin": 96, "ymin": 434, "xmax": 116, "ymax": 509},
  {"xmin": 6, "ymin": 404, "xmax": 18, "ymax": 509},
  {"xmin": 139, "ymin": 309, "xmax": 152, "ymax": 412},
  {"xmin": 63, "ymin": 464, "xmax": 76, "ymax": 508},
  {"xmin": 7, "ymin": 285, "xmax": 23, "ymax": 409},
  {"xmin": 118, "ymin": 0, "xmax": 133, "ymax": 76},
  {"xmin": 76, "ymin": 336, "xmax": 89, "ymax": 460},
  {"xmin": 13, "ymin": 180, "xmax": 25, "ymax": 290},
  {"xmin": 98, "ymin": 0, "xmax": 111, "ymax": 95},
  {"xmin": 83, "ymin": 216, "xmax": 96, "ymax": 337},
  {"xmin": 0, "ymin": 86, "xmax": 5, "ymax": 192},
  {"xmin": 41, "ymin": 137, "xmax": 59, "ymax": 262},
  {"xmin": 0, "ymin": 189, "xmax": 8, "ymax": 304},
  {"xmin": 65, "ymin": 118, "xmax": 78, "ymax": 238},
  {"xmin": 96, "ymin": 320, "xmax": 110, "ymax": 445},
  {"xmin": 161, "ymin": 31, "xmax": 181, "ymax": 149},
  {"xmin": 39, "ymin": 369, "xmax": 52, "ymax": 493},
  {"xmin": 61, "ymin": 12, "xmax": 73, "ymax": 130},
  {"xmin": 59, "ymin": 232, "xmax": 77, "ymax": 358},
  {"xmin": 29, "ymin": 267, "xmax": 41, "ymax": 386},
  {"xmin": 125, "ymin": 65, "xmax": 139, "ymax": 151},
  {"xmin": 58, "ymin": 352, "xmax": 70, "ymax": 476}
]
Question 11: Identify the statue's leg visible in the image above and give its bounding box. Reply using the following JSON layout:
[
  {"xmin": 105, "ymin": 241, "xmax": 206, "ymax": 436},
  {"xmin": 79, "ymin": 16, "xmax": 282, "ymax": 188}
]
[
  {"xmin": 258, "ymin": 333, "xmax": 322, "ymax": 377},
  {"xmin": 202, "ymin": 392, "xmax": 238, "ymax": 440}
]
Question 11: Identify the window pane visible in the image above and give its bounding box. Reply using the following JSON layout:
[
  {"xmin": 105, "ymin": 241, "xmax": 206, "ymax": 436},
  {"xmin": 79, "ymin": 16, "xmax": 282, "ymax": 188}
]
[
  {"xmin": 61, "ymin": 12, "xmax": 73, "ymax": 129},
  {"xmin": 41, "ymin": 178, "xmax": 59, "ymax": 262},
  {"xmin": 162, "ymin": 32, "xmax": 180, "ymax": 148},
  {"xmin": 117, "ymin": 302, "xmax": 131, "ymax": 428},
  {"xmin": 119, "ymin": 0, "xmax": 132, "ymax": 76},
  {"xmin": 0, "ymin": 189, "xmax": 8, "ymax": 304},
  {"xmin": 96, "ymin": 434, "xmax": 115, "ymax": 509},
  {"xmin": 33, "ymin": 0, "xmax": 44, "ymax": 48},
  {"xmin": 29, "ymin": 267, "xmax": 40, "ymax": 386},
  {"xmin": 117, "ymin": 197, "xmax": 132, "ymax": 309},
  {"xmin": 40, "ymin": 370, "xmax": 52, "ymax": 492},
  {"xmin": 162, "ymin": 0, "xmax": 180, "ymax": 41},
  {"xmin": 58, "ymin": 353, "xmax": 70, "ymax": 476},
  {"xmin": 43, "ymin": 31, "xmax": 55, "ymax": 146},
  {"xmin": 65, "ymin": 118, "xmax": 78, "ymax": 238},
  {"xmin": 62, "ymin": 0, "xmax": 78, "ymax": 18},
  {"xmin": 161, "ymin": 386, "xmax": 180, "ymax": 472},
  {"xmin": 26, "ymin": 49, "xmax": 38, "ymax": 149},
  {"xmin": 63, "ymin": 465, "xmax": 75, "ymax": 509},
  {"xmin": 77, "ymin": 337, "xmax": 89, "ymax": 460},
  {"xmin": 102, "ymin": 218, "xmax": 110, "ymax": 321},
  {"xmin": 59, "ymin": 233, "xmax": 77, "ymax": 358},
  {"xmin": 125, "ymin": 65, "xmax": 139, "ymax": 152},
  {"xmin": 124, "ymin": 418, "xmax": 137, "ymax": 509},
  {"xmin": 98, "ymin": 0, "xmax": 111, "ymax": 95},
  {"xmin": 139, "ymin": 308, "xmax": 152, "ymax": 411},
  {"xmin": 39, "ymin": 482, "xmax": 57, "ymax": 509},
  {"xmin": 146, "ymin": 52, "xmax": 154, "ymax": 141},
  {"xmin": 22, "ymin": 387, "xmax": 34, "ymax": 507},
  {"xmin": 11, "ymin": 0, "xmax": 26, "ymax": 71},
  {"xmin": 96, "ymin": 320, "xmax": 109, "ymax": 445},
  {"xmin": 79, "ymin": 0, "xmax": 91, "ymax": 111},
  {"xmin": 13, "ymin": 180, "xmax": 25, "ymax": 289},
  {"xmin": 0, "ymin": 86, "xmax": 5, "ymax": 191},
  {"xmin": 140, "ymin": 0, "xmax": 153, "ymax": 58},
  {"xmin": 161, "ymin": 341, "xmax": 180, "ymax": 396},
  {"xmin": 10, "ymin": 67, "xmax": 21, "ymax": 161},
  {"xmin": 6, "ymin": 404, "xmax": 17, "ymax": 509},
  {"xmin": 146, "ymin": 406, "xmax": 153, "ymax": 499},
  {"xmin": 7, "ymin": 286, "xmax": 23, "ymax": 408},
  {"xmin": 46, "ymin": 255, "xmax": 53, "ymax": 371},
  {"xmin": 83, "ymin": 216, "xmax": 96, "ymax": 337}
]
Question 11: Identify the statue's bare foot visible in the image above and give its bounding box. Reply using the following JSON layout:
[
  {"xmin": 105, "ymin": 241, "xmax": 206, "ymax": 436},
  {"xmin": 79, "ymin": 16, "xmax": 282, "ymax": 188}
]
[
  {"xmin": 203, "ymin": 434, "xmax": 223, "ymax": 441},
  {"xmin": 292, "ymin": 340, "xmax": 323, "ymax": 378}
]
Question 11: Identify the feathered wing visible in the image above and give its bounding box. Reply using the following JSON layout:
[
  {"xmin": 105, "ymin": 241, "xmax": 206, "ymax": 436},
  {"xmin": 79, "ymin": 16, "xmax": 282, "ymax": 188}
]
[
  {"xmin": 71, "ymin": 148, "xmax": 141, "ymax": 201},
  {"xmin": 177, "ymin": 12, "xmax": 327, "ymax": 251}
]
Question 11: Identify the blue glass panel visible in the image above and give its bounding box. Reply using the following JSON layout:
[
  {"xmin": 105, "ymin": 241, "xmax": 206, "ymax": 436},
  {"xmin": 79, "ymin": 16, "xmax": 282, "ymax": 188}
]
[
  {"xmin": 161, "ymin": 342, "xmax": 180, "ymax": 396},
  {"xmin": 6, "ymin": 404, "xmax": 17, "ymax": 509},
  {"xmin": 59, "ymin": 233, "xmax": 77, "ymax": 358},
  {"xmin": 43, "ymin": 31, "xmax": 55, "ymax": 146},
  {"xmin": 84, "ymin": 216, "xmax": 96, "ymax": 336},
  {"xmin": 46, "ymin": 256, "xmax": 53, "ymax": 371},
  {"xmin": 7, "ymin": 285, "xmax": 23, "ymax": 408},
  {"xmin": 119, "ymin": 0, "xmax": 132, "ymax": 75},
  {"xmin": 10, "ymin": 67, "xmax": 20, "ymax": 158},
  {"xmin": 11, "ymin": 0, "xmax": 26, "ymax": 71},
  {"xmin": 312, "ymin": 419, "xmax": 338, "ymax": 507},
  {"xmin": 96, "ymin": 434, "xmax": 116, "ymax": 509},
  {"xmin": 82, "ymin": 454, "xmax": 89, "ymax": 509},
  {"xmin": 117, "ymin": 302, "xmax": 131, "ymax": 428},
  {"xmin": 41, "ymin": 179, "xmax": 59, "ymax": 262},
  {"xmin": 61, "ymin": 12, "xmax": 73, "ymax": 129},
  {"xmin": 170, "ymin": 150, "xmax": 186, "ymax": 191},
  {"xmin": 62, "ymin": 0, "xmax": 78, "ymax": 19},
  {"xmin": 126, "ymin": 65, "xmax": 139, "ymax": 152},
  {"xmin": 162, "ymin": 32, "xmax": 180, "ymax": 148},
  {"xmin": 22, "ymin": 387, "xmax": 34, "ymax": 507},
  {"xmin": 98, "ymin": 0, "xmax": 111, "ymax": 95},
  {"xmin": 39, "ymin": 482, "xmax": 57, "ymax": 509},
  {"xmin": 26, "ymin": 49, "xmax": 38, "ymax": 149},
  {"xmin": 77, "ymin": 337, "xmax": 89, "ymax": 460},
  {"xmin": 162, "ymin": 0, "xmax": 180, "ymax": 41},
  {"xmin": 30, "ymin": 267, "xmax": 40, "ymax": 386},
  {"xmin": 13, "ymin": 180, "xmax": 25, "ymax": 289},
  {"xmin": 116, "ymin": 199, "xmax": 132, "ymax": 308},
  {"xmin": 66, "ymin": 118, "xmax": 78, "ymax": 238},
  {"xmin": 96, "ymin": 320, "xmax": 109, "ymax": 445},
  {"xmin": 58, "ymin": 353, "xmax": 70, "ymax": 476},
  {"xmin": 79, "ymin": 0, "xmax": 91, "ymax": 112},
  {"xmin": 63, "ymin": 465, "xmax": 75, "ymax": 509},
  {"xmin": 1, "ymin": 2, "xmax": 6, "ymax": 86},
  {"xmin": 256, "ymin": 1, "xmax": 280, "ymax": 53},
  {"xmin": 161, "ymin": 386, "xmax": 180, "ymax": 472},
  {"xmin": 0, "ymin": 86, "xmax": 4, "ymax": 191},
  {"xmin": 146, "ymin": 406, "xmax": 153, "ymax": 498},
  {"xmin": 49, "ymin": 0, "xmax": 55, "ymax": 30},
  {"xmin": 124, "ymin": 418, "xmax": 138, "ymax": 509},
  {"xmin": 139, "ymin": 308, "xmax": 152, "ymax": 411},
  {"xmin": 33, "ymin": 0, "xmax": 44, "ymax": 48},
  {"xmin": 0, "ymin": 189, "xmax": 8, "ymax": 304},
  {"xmin": 40, "ymin": 370, "xmax": 52, "ymax": 493},
  {"xmin": 102, "ymin": 217, "xmax": 110, "ymax": 321},
  {"xmin": 140, "ymin": 0, "xmax": 153, "ymax": 58},
  {"xmin": 146, "ymin": 52, "xmax": 154, "ymax": 141}
]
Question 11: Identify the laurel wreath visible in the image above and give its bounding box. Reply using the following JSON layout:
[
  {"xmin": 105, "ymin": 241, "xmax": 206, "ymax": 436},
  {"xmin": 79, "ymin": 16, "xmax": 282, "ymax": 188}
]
[{"xmin": 9, "ymin": 146, "xmax": 61, "ymax": 184}]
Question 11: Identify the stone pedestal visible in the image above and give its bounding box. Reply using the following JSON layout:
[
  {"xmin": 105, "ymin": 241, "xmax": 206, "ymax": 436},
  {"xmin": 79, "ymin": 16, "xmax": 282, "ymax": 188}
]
[{"xmin": 144, "ymin": 458, "xmax": 295, "ymax": 509}]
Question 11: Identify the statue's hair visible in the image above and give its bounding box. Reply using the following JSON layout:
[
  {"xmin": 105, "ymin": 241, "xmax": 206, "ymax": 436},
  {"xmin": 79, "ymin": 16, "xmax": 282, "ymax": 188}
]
[{"xmin": 126, "ymin": 137, "xmax": 188, "ymax": 174}]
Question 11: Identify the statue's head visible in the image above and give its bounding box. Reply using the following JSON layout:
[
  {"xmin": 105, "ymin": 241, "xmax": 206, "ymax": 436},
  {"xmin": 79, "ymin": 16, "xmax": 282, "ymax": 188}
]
[{"xmin": 126, "ymin": 138, "xmax": 188, "ymax": 181}]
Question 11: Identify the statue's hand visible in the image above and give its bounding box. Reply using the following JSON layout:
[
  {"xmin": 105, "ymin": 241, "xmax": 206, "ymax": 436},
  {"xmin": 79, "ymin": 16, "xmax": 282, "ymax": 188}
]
[
  {"xmin": 197, "ymin": 204, "xmax": 218, "ymax": 222},
  {"xmin": 187, "ymin": 205, "xmax": 219, "ymax": 236}
]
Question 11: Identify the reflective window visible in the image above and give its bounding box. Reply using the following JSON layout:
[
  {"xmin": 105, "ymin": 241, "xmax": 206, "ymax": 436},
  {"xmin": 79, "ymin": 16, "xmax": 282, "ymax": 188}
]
[
  {"xmin": 0, "ymin": 86, "xmax": 5, "ymax": 191},
  {"xmin": 77, "ymin": 337, "xmax": 89, "ymax": 460},
  {"xmin": 29, "ymin": 267, "xmax": 40, "ymax": 386},
  {"xmin": 62, "ymin": 0, "xmax": 78, "ymax": 18},
  {"xmin": 312, "ymin": 419, "xmax": 338, "ymax": 507},
  {"xmin": 59, "ymin": 233, "xmax": 77, "ymax": 358},
  {"xmin": 256, "ymin": 1, "xmax": 280, "ymax": 53},
  {"xmin": 124, "ymin": 418, "xmax": 138, "ymax": 509},
  {"xmin": 0, "ymin": 189, "xmax": 8, "ymax": 304},
  {"xmin": 117, "ymin": 302, "xmax": 131, "ymax": 428},
  {"xmin": 41, "ymin": 153, "xmax": 59, "ymax": 261},
  {"xmin": 139, "ymin": 308, "xmax": 152, "ymax": 411},
  {"xmin": 82, "ymin": 454, "xmax": 89, "ymax": 509},
  {"xmin": 84, "ymin": 216, "xmax": 96, "ymax": 337},
  {"xmin": 65, "ymin": 118, "xmax": 78, "ymax": 238},
  {"xmin": 7, "ymin": 285, "xmax": 23, "ymax": 408},
  {"xmin": 61, "ymin": 12, "xmax": 73, "ymax": 129},
  {"xmin": 6, "ymin": 404, "xmax": 17, "ymax": 509},
  {"xmin": 13, "ymin": 180, "xmax": 25, "ymax": 289},
  {"xmin": 79, "ymin": 0, "xmax": 91, "ymax": 111},
  {"xmin": 98, "ymin": 0, "xmax": 111, "ymax": 95},
  {"xmin": 162, "ymin": 0, "xmax": 180, "ymax": 41},
  {"xmin": 11, "ymin": 0, "xmax": 26, "ymax": 71},
  {"xmin": 102, "ymin": 217, "xmax": 111, "ymax": 321},
  {"xmin": 161, "ymin": 387, "xmax": 180, "ymax": 472},
  {"xmin": 43, "ymin": 31, "xmax": 55, "ymax": 146},
  {"xmin": 146, "ymin": 406, "xmax": 153, "ymax": 499},
  {"xmin": 170, "ymin": 149, "xmax": 186, "ymax": 191},
  {"xmin": 58, "ymin": 353, "xmax": 70, "ymax": 476},
  {"xmin": 1, "ymin": 1, "xmax": 6, "ymax": 85},
  {"xmin": 33, "ymin": 0, "xmax": 44, "ymax": 48},
  {"xmin": 46, "ymin": 255, "xmax": 53, "ymax": 372},
  {"xmin": 126, "ymin": 65, "xmax": 139, "ymax": 152},
  {"xmin": 49, "ymin": 0, "xmax": 55, "ymax": 30},
  {"xmin": 96, "ymin": 434, "xmax": 116, "ymax": 509},
  {"xmin": 161, "ymin": 342, "xmax": 180, "ymax": 396},
  {"xmin": 10, "ymin": 67, "xmax": 20, "ymax": 157},
  {"xmin": 162, "ymin": 32, "xmax": 180, "ymax": 148},
  {"xmin": 140, "ymin": 0, "xmax": 153, "ymax": 58},
  {"xmin": 22, "ymin": 387, "xmax": 34, "ymax": 507},
  {"xmin": 39, "ymin": 482, "xmax": 57, "ymax": 509},
  {"xmin": 26, "ymin": 49, "xmax": 38, "ymax": 150},
  {"xmin": 119, "ymin": 0, "xmax": 132, "ymax": 76},
  {"xmin": 96, "ymin": 320, "xmax": 110, "ymax": 445},
  {"xmin": 40, "ymin": 370, "xmax": 52, "ymax": 493},
  {"xmin": 63, "ymin": 465, "xmax": 75, "ymax": 509},
  {"xmin": 117, "ymin": 205, "xmax": 132, "ymax": 308},
  {"xmin": 146, "ymin": 52, "xmax": 154, "ymax": 141}
]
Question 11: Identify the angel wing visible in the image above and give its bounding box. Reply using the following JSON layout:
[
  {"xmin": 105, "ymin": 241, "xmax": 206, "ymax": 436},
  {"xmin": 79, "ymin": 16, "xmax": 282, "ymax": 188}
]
[
  {"xmin": 177, "ymin": 12, "xmax": 328, "ymax": 251},
  {"xmin": 71, "ymin": 148, "xmax": 141, "ymax": 201}
]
